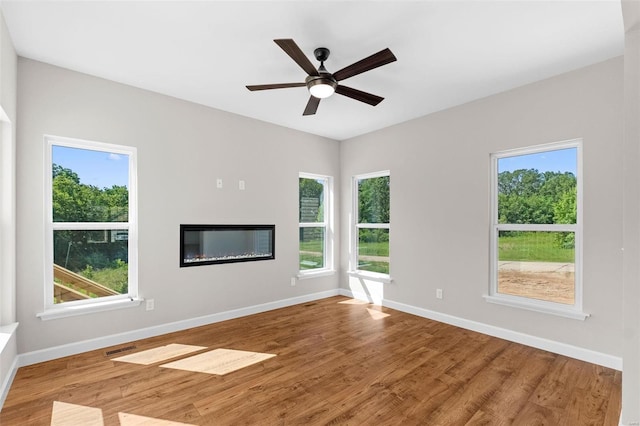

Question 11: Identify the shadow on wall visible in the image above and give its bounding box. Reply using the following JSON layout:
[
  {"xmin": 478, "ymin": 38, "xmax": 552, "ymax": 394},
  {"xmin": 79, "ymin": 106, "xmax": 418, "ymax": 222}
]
[{"xmin": 347, "ymin": 276, "xmax": 384, "ymax": 305}]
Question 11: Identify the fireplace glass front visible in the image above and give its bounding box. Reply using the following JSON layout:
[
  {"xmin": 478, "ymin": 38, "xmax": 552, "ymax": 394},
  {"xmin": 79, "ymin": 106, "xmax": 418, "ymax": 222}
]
[{"xmin": 180, "ymin": 224, "xmax": 275, "ymax": 267}]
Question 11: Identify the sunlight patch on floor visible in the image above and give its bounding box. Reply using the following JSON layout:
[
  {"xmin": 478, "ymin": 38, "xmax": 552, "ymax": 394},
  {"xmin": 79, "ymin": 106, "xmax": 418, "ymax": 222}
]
[
  {"xmin": 50, "ymin": 402, "xmax": 197, "ymax": 426},
  {"xmin": 112, "ymin": 343, "xmax": 206, "ymax": 365},
  {"xmin": 367, "ymin": 308, "xmax": 390, "ymax": 320},
  {"xmin": 160, "ymin": 348, "xmax": 276, "ymax": 375},
  {"xmin": 119, "ymin": 412, "xmax": 195, "ymax": 425},
  {"xmin": 338, "ymin": 299, "xmax": 369, "ymax": 305},
  {"xmin": 51, "ymin": 401, "xmax": 103, "ymax": 426}
]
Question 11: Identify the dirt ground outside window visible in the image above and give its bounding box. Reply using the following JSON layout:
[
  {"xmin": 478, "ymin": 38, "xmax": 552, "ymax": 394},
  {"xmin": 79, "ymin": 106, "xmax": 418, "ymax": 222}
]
[{"xmin": 497, "ymin": 261, "xmax": 575, "ymax": 305}]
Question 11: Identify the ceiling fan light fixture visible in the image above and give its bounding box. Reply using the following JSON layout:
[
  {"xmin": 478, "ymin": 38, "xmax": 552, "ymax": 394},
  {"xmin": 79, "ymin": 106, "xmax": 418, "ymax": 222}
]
[{"xmin": 306, "ymin": 76, "xmax": 337, "ymax": 99}]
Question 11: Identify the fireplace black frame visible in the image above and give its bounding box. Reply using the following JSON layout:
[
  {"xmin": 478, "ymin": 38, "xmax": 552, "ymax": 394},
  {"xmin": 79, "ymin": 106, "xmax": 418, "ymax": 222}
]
[{"xmin": 180, "ymin": 224, "xmax": 275, "ymax": 267}]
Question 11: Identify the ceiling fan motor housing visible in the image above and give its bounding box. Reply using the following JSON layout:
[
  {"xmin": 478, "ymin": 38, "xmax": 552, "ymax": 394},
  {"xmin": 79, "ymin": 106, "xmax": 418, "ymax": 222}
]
[{"xmin": 314, "ymin": 47, "xmax": 330, "ymax": 62}]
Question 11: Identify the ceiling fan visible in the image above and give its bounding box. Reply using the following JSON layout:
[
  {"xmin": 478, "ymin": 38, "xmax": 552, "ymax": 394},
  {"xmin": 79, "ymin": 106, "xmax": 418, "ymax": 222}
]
[{"xmin": 246, "ymin": 39, "xmax": 397, "ymax": 116}]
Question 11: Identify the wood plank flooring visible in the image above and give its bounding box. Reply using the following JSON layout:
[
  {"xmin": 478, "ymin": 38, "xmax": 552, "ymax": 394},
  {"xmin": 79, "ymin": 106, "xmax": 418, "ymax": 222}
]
[{"xmin": 0, "ymin": 296, "xmax": 621, "ymax": 425}]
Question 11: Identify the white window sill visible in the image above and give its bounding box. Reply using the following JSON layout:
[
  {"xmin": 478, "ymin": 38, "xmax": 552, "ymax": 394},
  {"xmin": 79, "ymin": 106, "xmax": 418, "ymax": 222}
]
[
  {"xmin": 37, "ymin": 298, "xmax": 143, "ymax": 321},
  {"xmin": 296, "ymin": 269, "xmax": 335, "ymax": 280},
  {"xmin": 347, "ymin": 270, "xmax": 393, "ymax": 284},
  {"xmin": 483, "ymin": 295, "xmax": 589, "ymax": 320}
]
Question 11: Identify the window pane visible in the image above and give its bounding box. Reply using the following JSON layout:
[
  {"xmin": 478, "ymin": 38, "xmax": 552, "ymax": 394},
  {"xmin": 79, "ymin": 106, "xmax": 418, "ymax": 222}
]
[
  {"xmin": 53, "ymin": 230, "xmax": 128, "ymax": 304},
  {"xmin": 299, "ymin": 227, "xmax": 325, "ymax": 270},
  {"xmin": 299, "ymin": 178, "xmax": 324, "ymax": 223},
  {"xmin": 358, "ymin": 228, "xmax": 389, "ymax": 274},
  {"xmin": 358, "ymin": 176, "xmax": 390, "ymax": 224},
  {"xmin": 497, "ymin": 230, "xmax": 575, "ymax": 304},
  {"xmin": 52, "ymin": 145, "xmax": 129, "ymax": 222},
  {"xmin": 497, "ymin": 148, "xmax": 576, "ymax": 225}
]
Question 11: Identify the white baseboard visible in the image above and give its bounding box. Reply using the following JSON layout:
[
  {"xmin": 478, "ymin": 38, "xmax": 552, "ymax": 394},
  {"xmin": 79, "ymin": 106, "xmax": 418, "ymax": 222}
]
[
  {"xmin": 0, "ymin": 355, "xmax": 18, "ymax": 409},
  {"xmin": 13, "ymin": 287, "xmax": 623, "ymax": 370},
  {"xmin": 384, "ymin": 298, "xmax": 622, "ymax": 370},
  {"xmin": 340, "ymin": 288, "xmax": 622, "ymax": 371},
  {"xmin": 338, "ymin": 288, "xmax": 373, "ymax": 302},
  {"xmin": 0, "ymin": 322, "xmax": 19, "ymax": 410},
  {"xmin": 17, "ymin": 289, "xmax": 340, "ymax": 368}
]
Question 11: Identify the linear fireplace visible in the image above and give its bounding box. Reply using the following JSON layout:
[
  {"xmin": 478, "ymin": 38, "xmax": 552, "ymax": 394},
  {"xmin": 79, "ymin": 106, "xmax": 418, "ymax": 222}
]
[{"xmin": 180, "ymin": 224, "xmax": 275, "ymax": 267}]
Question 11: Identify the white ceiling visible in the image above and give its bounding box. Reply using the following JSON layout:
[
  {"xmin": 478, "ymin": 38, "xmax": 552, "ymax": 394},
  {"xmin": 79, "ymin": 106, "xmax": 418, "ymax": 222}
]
[{"xmin": 0, "ymin": 0, "xmax": 624, "ymax": 141}]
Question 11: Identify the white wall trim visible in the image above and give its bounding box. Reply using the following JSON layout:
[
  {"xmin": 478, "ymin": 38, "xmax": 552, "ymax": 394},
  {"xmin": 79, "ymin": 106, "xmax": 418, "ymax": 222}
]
[
  {"xmin": 0, "ymin": 322, "xmax": 19, "ymax": 410},
  {"xmin": 381, "ymin": 298, "xmax": 621, "ymax": 371},
  {"xmin": 296, "ymin": 269, "xmax": 336, "ymax": 280},
  {"xmin": 10, "ymin": 288, "xmax": 622, "ymax": 398},
  {"xmin": 17, "ymin": 289, "xmax": 340, "ymax": 367},
  {"xmin": 483, "ymin": 295, "xmax": 589, "ymax": 321},
  {"xmin": 0, "ymin": 354, "xmax": 18, "ymax": 410},
  {"xmin": 37, "ymin": 297, "xmax": 143, "ymax": 321},
  {"xmin": 340, "ymin": 287, "xmax": 621, "ymax": 370}
]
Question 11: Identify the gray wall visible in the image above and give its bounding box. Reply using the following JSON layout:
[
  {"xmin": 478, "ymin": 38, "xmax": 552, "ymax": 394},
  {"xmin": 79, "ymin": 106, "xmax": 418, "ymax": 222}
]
[
  {"xmin": 16, "ymin": 58, "xmax": 340, "ymax": 354},
  {"xmin": 340, "ymin": 57, "xmax": 624, "ymax": 357}
]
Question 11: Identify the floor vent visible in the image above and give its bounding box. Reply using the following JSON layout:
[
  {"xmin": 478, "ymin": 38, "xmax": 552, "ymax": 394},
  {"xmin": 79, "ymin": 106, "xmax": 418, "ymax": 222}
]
[{"xmin": 106, "ymin": 345, "xmax": 136, "ymax": 356}]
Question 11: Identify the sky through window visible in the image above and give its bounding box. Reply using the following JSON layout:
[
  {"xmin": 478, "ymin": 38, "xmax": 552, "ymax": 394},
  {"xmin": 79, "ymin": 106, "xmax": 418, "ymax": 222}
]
[
  {"xmin": 53, "ymin": 145, "xmax": 129, "ymax": 189},
  {"xmin": 498, "ymin": 147, "xmax": 576, "ymax": 174}
]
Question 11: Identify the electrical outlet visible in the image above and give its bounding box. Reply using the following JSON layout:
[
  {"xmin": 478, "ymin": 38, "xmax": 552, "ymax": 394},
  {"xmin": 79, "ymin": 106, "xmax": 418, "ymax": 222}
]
[
  {"xmin": 146, "ymin": 299, "xmax": 155, "ymax": 311},
  {"xmin": 239, "ymin": 180, "xmax": 245, "ymax": 190},
  {"xmin": 436, "ymin": 289, "xmax": 443, "ymax": 300},
  {"xmin": 290, "ymin": 277, "xmax": 296, "ymax": 287},
  {"xmin": 216, "ymin": 178, "xmax": 223, "ymax": 189}
]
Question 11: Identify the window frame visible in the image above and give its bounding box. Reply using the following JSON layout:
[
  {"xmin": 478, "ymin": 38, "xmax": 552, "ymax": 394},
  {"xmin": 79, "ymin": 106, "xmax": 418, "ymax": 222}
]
[
  {"xmin": 40, "ymin": 135, "xmax": 140, "ymax": 320},
  {"xmin": 350, "ymin": 170, "xmax": 391, "ymax": 282},
  {"xmin": 297, "ymin": 172, "xmax": 334, "ymax": 278},
  {"xmin": 0, "ymin": 108, "xmax": 11, "ymax": 326},
  {"xmin": 486, "ymin": 139, "xmax": 587, "ymax": 320}
]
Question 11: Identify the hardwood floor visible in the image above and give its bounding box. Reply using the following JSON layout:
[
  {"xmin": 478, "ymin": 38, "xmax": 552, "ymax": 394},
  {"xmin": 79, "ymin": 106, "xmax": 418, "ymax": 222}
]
[{"xmin": 1, "ymin": 296, "xmax": 621, "ymax": 425}]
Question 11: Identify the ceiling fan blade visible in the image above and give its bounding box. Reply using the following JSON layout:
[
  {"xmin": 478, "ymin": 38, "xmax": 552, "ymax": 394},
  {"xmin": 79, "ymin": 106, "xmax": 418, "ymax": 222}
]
[
  {"xmin": 303, "ymin": 96, "xmax": 321, "ymax": 116},
  {"xmin": 246, "ymin": 83, "xmax": 306, "ymax": 91},
  {"xmin": 335, "ymin": 85, "xmax": 384, "ymax": 106},
  {"xmin": 332, "ymin": 48, "xmax": 397, "ymax": 82},
  {"xmin": 274, "ymin": 39, "xmax": 319, "ymax": 77}
]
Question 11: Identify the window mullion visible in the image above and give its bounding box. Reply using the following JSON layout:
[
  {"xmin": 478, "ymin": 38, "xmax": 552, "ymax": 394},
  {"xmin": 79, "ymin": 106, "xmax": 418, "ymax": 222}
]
[
  {"xmin": 356, "ymin": 223, "xmax": 390, "ymax": 229},
  {"xmin": 496, "ymin": 223, "xmax": 576, "ymax": 232},
  {"xmin": 299, "ymin": 222, "xmax": 327, "ymax": 228},
  {"xmin": 52, "ymin": 222, "xmax": 130, "ymax": 231}
]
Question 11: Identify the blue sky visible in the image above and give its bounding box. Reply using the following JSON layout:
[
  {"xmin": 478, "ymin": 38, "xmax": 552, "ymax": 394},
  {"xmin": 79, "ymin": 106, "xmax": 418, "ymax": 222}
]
[
  {"xmin": 53, "ymin": 145, "xmax": 129, "ymax": 189},
  {"xmin": 498, "ymin": 147, "xmax": 577, "ymax": 175},
  {"xmin": 52, "ymin": 144, "xmax": 574, "ymax": 189}
]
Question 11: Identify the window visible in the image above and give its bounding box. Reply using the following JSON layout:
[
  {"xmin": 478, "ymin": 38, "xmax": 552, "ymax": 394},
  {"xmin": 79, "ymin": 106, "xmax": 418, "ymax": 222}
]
[
  {"xmin": 352, "ymin": 171, "xmax": 390, "ymax": 276},
  {"xmin": 42, "ymin": 135, "xmax": 138, "ymax": 318},
  {"xmin": 487, "ymin": 140, "xmax": 585, "ymax": 319},
  {"xmin": 298, "ymin": 173, "xmax": 332, "ymax": 275}
]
